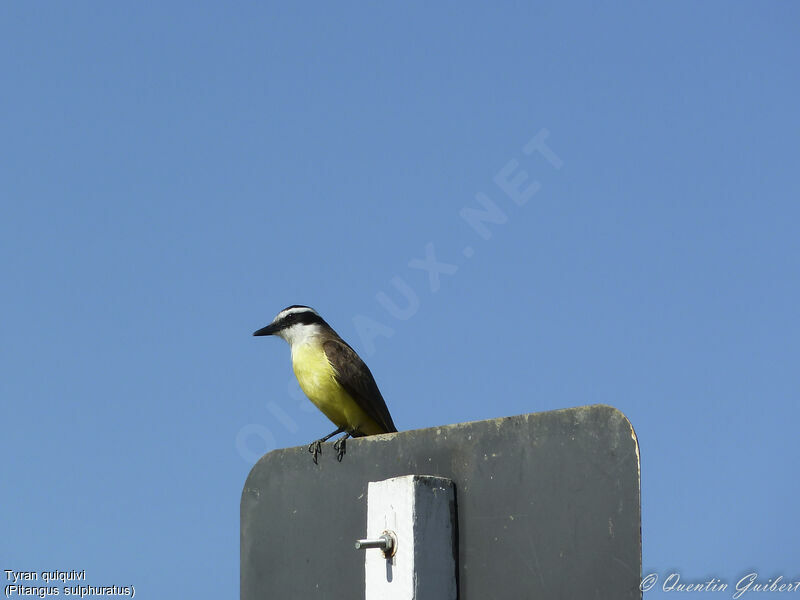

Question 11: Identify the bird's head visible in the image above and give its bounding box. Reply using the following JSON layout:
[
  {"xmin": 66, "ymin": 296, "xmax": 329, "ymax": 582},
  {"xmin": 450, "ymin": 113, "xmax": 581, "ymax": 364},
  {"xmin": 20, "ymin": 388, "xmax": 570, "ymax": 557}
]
[{"xmin": 253, "ymin": 305, "xmax": 329, "ymax": 346}]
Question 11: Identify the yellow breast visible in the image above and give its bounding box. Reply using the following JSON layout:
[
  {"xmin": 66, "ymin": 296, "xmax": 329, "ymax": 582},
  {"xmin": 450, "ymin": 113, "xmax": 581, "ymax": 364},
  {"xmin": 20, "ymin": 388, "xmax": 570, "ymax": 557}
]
[{"xmin": 291, "ymin": 342, "xmax": 383, "ymax": 435}]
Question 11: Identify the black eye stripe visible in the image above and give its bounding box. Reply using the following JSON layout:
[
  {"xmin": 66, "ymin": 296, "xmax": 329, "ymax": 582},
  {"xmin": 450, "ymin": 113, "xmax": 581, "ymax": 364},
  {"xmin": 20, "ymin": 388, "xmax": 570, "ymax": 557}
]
[{"xmin": 278, "ymin": 310, "xmax": 326, "ymax": 328}]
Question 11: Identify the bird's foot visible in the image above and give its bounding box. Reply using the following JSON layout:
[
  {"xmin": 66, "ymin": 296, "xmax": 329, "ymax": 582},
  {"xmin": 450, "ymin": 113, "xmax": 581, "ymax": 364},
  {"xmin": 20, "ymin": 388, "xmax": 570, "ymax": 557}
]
[
  {"xmin": 308, "ymin": 440, "xmax": 323, "ymax": 464},
  {"xmin": 333, "ymin": 436, "xmax": 347, "ymax": 462}
]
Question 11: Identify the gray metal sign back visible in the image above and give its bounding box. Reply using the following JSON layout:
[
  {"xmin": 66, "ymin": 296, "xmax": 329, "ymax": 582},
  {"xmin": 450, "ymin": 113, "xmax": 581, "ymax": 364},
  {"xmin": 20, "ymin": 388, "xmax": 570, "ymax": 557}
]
[{"xmin": 241, "ymin": 404, "xmax": 641, "ymax": 599}]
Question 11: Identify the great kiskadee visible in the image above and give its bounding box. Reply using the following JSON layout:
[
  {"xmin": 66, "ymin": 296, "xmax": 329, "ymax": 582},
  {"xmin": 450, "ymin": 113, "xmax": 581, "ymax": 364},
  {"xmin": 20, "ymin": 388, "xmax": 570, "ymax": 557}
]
[{"xmin": 253, "ymin": 305, "xmax": 397, "ymax": 463}]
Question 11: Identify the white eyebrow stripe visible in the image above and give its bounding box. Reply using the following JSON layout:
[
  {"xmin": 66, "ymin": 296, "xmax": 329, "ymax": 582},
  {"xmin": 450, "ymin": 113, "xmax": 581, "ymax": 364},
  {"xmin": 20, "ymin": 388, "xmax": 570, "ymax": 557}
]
[{"xmin": 276, "ymin": 306, "xmax": 319, "ymax": 320}]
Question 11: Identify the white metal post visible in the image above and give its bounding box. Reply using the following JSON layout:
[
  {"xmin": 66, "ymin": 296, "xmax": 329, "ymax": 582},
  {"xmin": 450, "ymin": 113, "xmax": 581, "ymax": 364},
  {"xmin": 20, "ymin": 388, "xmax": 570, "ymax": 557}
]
[{"xmin": 358, "ymin": 475, "xmax": 457, "ymax": 599}]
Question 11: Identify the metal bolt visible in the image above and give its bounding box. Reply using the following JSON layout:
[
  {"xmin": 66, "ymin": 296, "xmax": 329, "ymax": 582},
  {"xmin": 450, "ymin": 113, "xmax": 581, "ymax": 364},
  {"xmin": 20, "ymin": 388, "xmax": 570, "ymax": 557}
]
[{"xmin": 355, "ymin": 530, "xmax": 397, "ymax": 558}]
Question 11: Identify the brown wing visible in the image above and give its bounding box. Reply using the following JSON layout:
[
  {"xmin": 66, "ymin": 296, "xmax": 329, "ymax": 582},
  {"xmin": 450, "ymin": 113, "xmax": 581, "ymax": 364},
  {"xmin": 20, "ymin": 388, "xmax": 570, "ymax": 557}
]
[{"xmin": 322, "ymin": 339, "xmax": 397, "ymax": 434}]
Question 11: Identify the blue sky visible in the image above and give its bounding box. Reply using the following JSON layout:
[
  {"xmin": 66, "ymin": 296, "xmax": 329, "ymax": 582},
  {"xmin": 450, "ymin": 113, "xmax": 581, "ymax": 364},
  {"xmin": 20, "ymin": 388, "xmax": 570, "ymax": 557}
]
[{"xmin": 2, "ymin": 2, "xmax": 798, "ymax": 597}]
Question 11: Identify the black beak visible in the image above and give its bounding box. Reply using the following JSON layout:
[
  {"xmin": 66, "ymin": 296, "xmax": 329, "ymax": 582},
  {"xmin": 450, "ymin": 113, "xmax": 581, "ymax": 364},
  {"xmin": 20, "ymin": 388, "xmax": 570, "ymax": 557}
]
[{"xmin": 253, "ymin": 324, "xmax": 277, "ymax": 336}]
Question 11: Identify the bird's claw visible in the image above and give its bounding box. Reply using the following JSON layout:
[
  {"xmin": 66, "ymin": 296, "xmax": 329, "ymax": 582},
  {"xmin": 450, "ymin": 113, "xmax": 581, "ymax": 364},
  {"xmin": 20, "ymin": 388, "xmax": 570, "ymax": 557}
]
[
  {"xmin": 308, "ymin": 440, "xmax": 322, "ymax": 464},
  {"xmin": 333, "ymin": 437, "xmax": 346, "ymax": 462}
]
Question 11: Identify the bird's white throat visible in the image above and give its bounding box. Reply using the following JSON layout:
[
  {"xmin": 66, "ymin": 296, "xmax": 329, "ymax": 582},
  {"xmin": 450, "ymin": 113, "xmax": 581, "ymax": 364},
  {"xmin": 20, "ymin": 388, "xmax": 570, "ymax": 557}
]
[{"xmin": 279, "ymin": 323, "xmax": 325, "ymax": 348}]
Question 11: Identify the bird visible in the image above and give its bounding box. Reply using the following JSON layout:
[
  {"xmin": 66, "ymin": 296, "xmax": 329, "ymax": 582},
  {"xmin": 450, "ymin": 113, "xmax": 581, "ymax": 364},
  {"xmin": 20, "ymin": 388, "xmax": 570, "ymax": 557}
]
[{"xmin": 253, "ymin": 305, "xmax": 397, "ymax": 463}]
